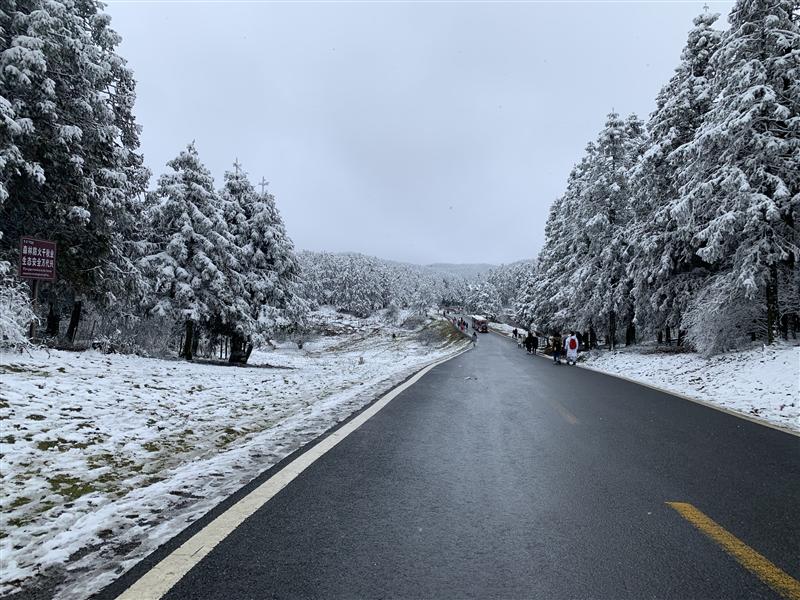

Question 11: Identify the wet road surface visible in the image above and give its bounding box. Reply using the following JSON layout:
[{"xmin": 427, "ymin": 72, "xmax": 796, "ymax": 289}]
[{"xmin": 108, "ymin": 330, "xmax": 800, "ymax": 599}]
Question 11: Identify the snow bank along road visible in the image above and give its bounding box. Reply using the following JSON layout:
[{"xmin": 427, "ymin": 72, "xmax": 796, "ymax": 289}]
[
  {"xmin": 100, "ymin": 330, "xmax": 800, "ymax": 600},
  {"xmin": 0, "ymin": 313, "xmax": 468, "ymax": 599}
]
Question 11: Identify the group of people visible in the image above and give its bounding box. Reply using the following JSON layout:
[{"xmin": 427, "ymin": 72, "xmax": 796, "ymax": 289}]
[
  {"xmin": 451, "ymin": 316, "xmax": 468, "ymax": 332},
  {"xmin": 511, "ymin": 328, "xmax": 580, "ymax": 365},
  {"xmin": 552, "ymin": 331, "xmax": 579, "ymax": 365},
  {"xmin": 446, "ymin": 313, "xmax": 479, "ymax": 346},
  {"xmin": 511, "ymin": 328, "xmax": 539, "ymax": 355}
]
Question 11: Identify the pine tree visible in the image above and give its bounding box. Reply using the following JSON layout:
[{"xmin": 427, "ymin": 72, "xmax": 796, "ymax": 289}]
[
  {"xmin": 140, "ymin": 143, "xmax": 233, "ymax": 359},
  {"xmin": 681, "ymin": 0, "xmax": 800, "ymax": 346},
  {"xmin": 244, "ymin": 176, "xmax": 307, "ymax": 357},
  {"xmin": 466, "ymin": 281, "xmax": 501, "ymax": 319},
  {"xmin": 568, "ymin": 113, "xmax": 645, "ymax": 348},
  {"xmin": 629, "ymin": 12, "xmax": 723, "ymax": 343},
  {"xmin": 0, "ymin": 0, "xmax": 149, "ymax": 333}
]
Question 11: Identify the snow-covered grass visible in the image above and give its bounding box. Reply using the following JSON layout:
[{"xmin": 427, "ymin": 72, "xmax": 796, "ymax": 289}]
[
  {"xmin": 580, "ymin": 342, "xmax": 799, "ymax": 433},
  {"xmin": 0, "ymin": 310, "xmax": 467, "ymax": 599}
]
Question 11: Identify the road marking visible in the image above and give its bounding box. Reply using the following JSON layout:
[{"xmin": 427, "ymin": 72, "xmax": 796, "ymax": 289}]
[
  {"xmin": 116, "ymin": 349, "xmax": 467, "ymax": 600},
  {"xmin": 667, "ymin": 502, "xmax": 800, "ymax": 600}
]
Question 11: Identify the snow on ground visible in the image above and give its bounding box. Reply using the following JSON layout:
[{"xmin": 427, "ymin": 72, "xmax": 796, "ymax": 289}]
[
  {"xmin": 0, "ymin": 310, "xmax": 468, "ymax": 599},
  {"xmin": 583, "ymin": 343, "xmax": 799, "ymax": 433},
  {"xmin": 487, "ymin": 322, "xmax": 523, "ymax": 337}
]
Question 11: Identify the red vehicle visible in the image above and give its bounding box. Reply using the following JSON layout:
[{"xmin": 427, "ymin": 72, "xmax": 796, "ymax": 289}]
[{"xmin": 471, "ymin": 315, "xmax": 489, "ymax": 333}]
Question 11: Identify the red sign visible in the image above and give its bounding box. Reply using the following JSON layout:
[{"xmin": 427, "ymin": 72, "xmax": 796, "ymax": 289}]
[{"xmin": 19, "ymin": 237, "xmax": 57, "ymax": 281}]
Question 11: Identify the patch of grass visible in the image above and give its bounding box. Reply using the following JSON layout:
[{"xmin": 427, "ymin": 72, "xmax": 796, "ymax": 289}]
[
  {"xmin": 37, "ymin": 436, "xmax": 104, "ymax": 452},
  {"xmin": 47, "ymin": 475, "xmax": 95, "ymax": 501},
  {"xmin": 143, "ymin": 383, "xmax": 170, "ymax": 391},
  {"xmin": 0, "ymin": 400, "xmax": 9, "ymax": 409},
  {"xmin": 10, "ymin": 496, "xmax": 31, "ymax": 508},
  {"xmin": 420, "ymin": 320, "xmax": 467, "ymax": 346},
  {"xmin": 142, "ymin": 441, "xmax": 159, "ymax": 452},
  {"xmin": 216, "ymin": 426, "xmax": 247, "ymax": 448},
  {"xmin": 87, "ymin": 453, "xmax": 142, "ymax": 485},
  {"xmin": 26, "ymin": 414, "xmax": 47, "ymax": 421},
  {"xmin": 1, "ymin": 434, "xmax": 15, "ymax": 444},
  {"xmin": 0, "ymin": 364, "xmax": 50, "ymax": 376},
  {"xmin": 37, "ymin": 440, "xmax": 61, "ymax": 451}
]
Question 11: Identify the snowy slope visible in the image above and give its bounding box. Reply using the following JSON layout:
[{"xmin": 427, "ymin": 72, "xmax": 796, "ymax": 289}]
[{"xmin": 0, "ymin": 312, "xmax": 467, "ymax": 599}]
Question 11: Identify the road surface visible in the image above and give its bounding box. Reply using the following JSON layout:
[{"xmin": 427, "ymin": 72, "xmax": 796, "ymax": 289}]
[{"xmin": 105, "ymin": 329, "xmax": 800, "ymax": 599}]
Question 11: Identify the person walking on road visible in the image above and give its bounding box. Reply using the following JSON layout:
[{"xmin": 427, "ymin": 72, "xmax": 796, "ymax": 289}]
[
  {"xmin": 524, "ymin": 331, "xmax": 534, "ymax": 354},
  {"xmin": 512, "ymin": 328, "xmax": 518, "ymax": 339},
  {"xmin": 532, "ymin": 333, "xmax": 539, "ymax": 355},
  {"xmin": 471, "ymin": 331, "xmax": 478, "ymax": 347},
  {"xmin": 565, "ymin": 331, "xmax": 579, "ymax": 365},
  {"xmin": 552, "ymin": 334, "xmax": 562, "ymax": 365}
]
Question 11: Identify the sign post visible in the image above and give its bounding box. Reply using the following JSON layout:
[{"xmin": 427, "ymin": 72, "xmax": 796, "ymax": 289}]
[{"xmin": 18, "ymin": 237, "xmax": 57, "ymax": 339}]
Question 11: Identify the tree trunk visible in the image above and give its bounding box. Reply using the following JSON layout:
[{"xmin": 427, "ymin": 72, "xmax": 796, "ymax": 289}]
[
  {"xmin": 678, "ymin": 329, "xmax": 685, "ymax": 347},
  {"xmin": 657, "ymin": 330, "xmax": 663, "ymax": 345},
  {"xmin": 766, "ymin": 263, "xmax": 778, "ymax": 345},
  {"xmin": 244, "ymin": 342, "xmax": 254, "ymax": 364},
  {"xmin": 45, "ymin": 302, "xmax": 60, "ymax": 337},
  {"xmin": 665, "ymin": 326, "xmax": 672, "ymax": 346},
  {"xmin": 229, "ymin": 332, "xmax": 246, "ymax": 364},
  {"xmin": 589, "ymin": 325, "xmax": 597, "ymax": 349},
  {"xmin": 182, "ymin": 320, "xmax": 194, "ymax": 360},
  {"xmin": 608, "ymin": 310, "xmax": 617, "ymax": 350},
  {"xmin": 625, "ymin": 322, "xmax": 636, "ymax": 346},
  {"xmin": 66, "ymin": 300, "xmax": 82, "ymax": 343}
]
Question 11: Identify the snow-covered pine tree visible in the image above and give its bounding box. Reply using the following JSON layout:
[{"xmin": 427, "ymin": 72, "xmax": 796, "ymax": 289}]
[
  {"xmin": 240, "ymin": 174, "xmax": 307, "ymax": 360},
  {"xmin": 297, "ymin": 251, "xmax": 456, "ymax": 317},
  {"xmin": 215, "ymin": 163, "xmax": 262, "ymax": 361},
  {"xmin": 573, "ymin": 112, "xmax": 645, "ymax": 348},
  {"xmin": 520, "ymin": 147, "xmax": 596, "ymax": 336},
  {"xmin": 680, "ymin": 0, "xmax": 800, "ymax": 347},
  {"xmin": 0, "ymin": 0, "xmax": 149, "ymax": 335},
  {"xmin": 488, "ymin": 260, "xmax": 537, "ymax": 308},
  {"xmin": 466, "ymin": 281, "xmax": 501, "ymax": 319},
  {"xmin": 628, "ymin": 11, "xmax": 723, "ymax": 343},
  {"xmin": 140, "ymin": 143, "xmax": 234, "ymax": 359}
]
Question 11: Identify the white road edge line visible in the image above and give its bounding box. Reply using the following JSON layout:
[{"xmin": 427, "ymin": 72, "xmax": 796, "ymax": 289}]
[
  {"xmin": 116, "ymin": 346, "xmax": 468, "ymax": 600},
  {"xmin": 491, "ymin": 329, "xmax": 799, "ymax": 438}
]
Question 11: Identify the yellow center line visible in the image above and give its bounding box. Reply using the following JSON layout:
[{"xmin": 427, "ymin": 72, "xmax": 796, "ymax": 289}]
[{"xmin": 667, "ymin": 501, "xmax": 800, "ymax": 600}]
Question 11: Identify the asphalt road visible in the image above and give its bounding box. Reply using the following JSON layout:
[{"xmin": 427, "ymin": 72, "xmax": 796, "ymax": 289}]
[{"xmin": 120, "ymin": 329, "xmax": 799, "ymax": 599}]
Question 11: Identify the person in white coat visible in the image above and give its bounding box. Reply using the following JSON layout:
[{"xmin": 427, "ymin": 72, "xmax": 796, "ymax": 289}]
[{"xmin": 564, "ymin": 331, "xmax": 579, "ymax": 365}]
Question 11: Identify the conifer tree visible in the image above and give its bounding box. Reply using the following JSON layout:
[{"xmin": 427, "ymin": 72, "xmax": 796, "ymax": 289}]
[
  {"xmin": 141, "ymin": 143, "xmax": 233, "ymax": 359},
  {"xmin": 681, "ymin": 0, "xmax": 800, "ymax": 346},
  {"xmin": 628, "ymin": 12, "xmax": 723, "ymax": 341},
  {"xmin": 0, "ymin": 0, "xmax": 149, "ymax": 332}
]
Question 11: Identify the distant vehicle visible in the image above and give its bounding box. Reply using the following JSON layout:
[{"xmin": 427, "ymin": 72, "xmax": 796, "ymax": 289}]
[{"xmin": 471, "ymin": 315, "xmax": 489, "ymax": 333}]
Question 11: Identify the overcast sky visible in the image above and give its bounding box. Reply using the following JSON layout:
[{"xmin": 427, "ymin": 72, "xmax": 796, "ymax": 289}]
[{"xmin": 106, "ymin": 0, "xmax": 734, "ymax": 266}]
